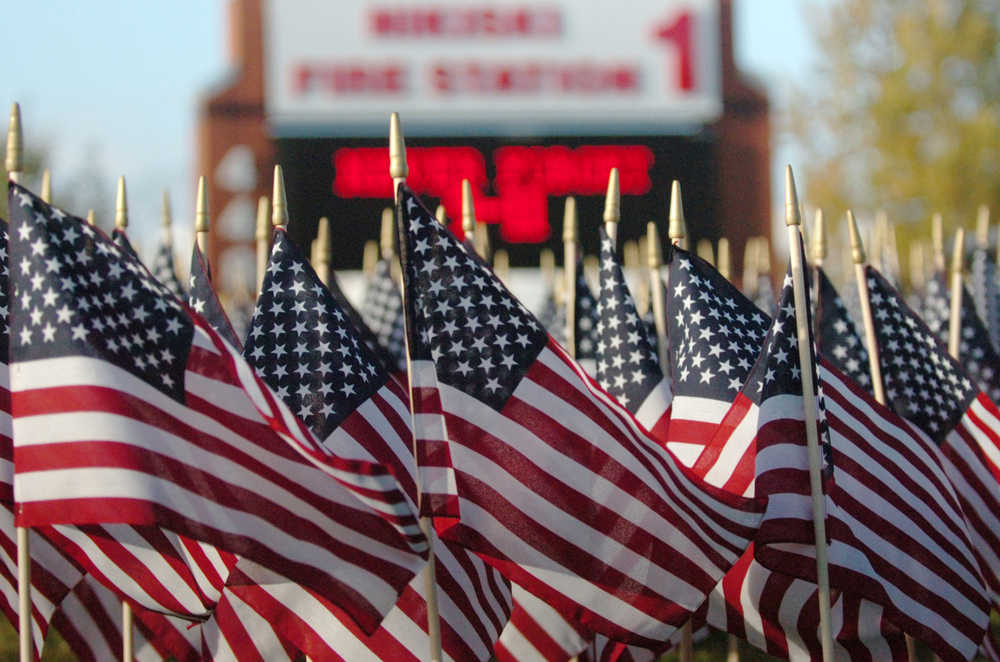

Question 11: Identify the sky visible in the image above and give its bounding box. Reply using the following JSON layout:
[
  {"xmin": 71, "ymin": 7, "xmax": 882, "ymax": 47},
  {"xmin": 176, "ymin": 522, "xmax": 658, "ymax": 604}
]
[{"xmin": 1, "ymin": 0, "xmax": 821, "ymax": 259}]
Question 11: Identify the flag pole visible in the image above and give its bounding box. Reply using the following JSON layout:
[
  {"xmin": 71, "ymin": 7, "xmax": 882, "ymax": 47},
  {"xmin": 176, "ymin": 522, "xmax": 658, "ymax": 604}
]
[
  {"xmin": 932, "ymin": 212, "xmax": 945, "ymax": 274},
  {"xmin": 389, "ymin": 112, "xmax": 443, "ymax": 662},
  {"xmin": 162, "ymin": 189, "xmax": 176, "ymax": 276},
  {"xmin": 114, "ymin": 176, "xmax": 137, "ymax": 662},
  {"xmin": 39, "ymin": 168, "xmax": 50, "ymax": 204},
  {"xmin": 564, "ymin": 197, "xmax": 578, "ymax": 359},
  {"xmin": 648, "ymin": 223, "xmax": 668, "ymax": 371},
  {"xmin": 719, "ymin": 232, "xmax": 740, "ymax": 662},
  {"xmin": 603, "ymin": 168, "xmax": 620, "ymax": 246},
  {"xmin": 195, "ymin": 176, "xmax": 210, "ymax": 267},
  {"xmin": 315, "ymin": 217, "xmax": 331, "ymax": 287},
  {"xmin": 846, "ymin": 211, "xmax": 887, "ymax": 405},
  {"xmin": 7, "ymin": 102, "xmax": 32, "ymax": 662},
  {"xmin": 493, "ymin": 249, "xmax": 509, "ymax": 284},
  {"xmin": 696, "ymin": 239, "xmax": 714, "ymax": 266},
  {"xmin": 948, "ymin": 229, "xmax": 965, "ymax": 360},
  {"xmin": 784, "ymin": 166, "xmax": 835, "ymax": 662},
  {"xmin": 255, "ymin": 195, "xmax": 270, "ymax": 296},
  {"xmin": 666, "ymin": 179, "xmax": 695, "ymax": 662},
  {"xmin": 87, "ymin": 210, "xmax": 97, "ymax": 228},
  {"xmin": 362, "ymin": 239, "xmax": 379, "ymax": 279}
]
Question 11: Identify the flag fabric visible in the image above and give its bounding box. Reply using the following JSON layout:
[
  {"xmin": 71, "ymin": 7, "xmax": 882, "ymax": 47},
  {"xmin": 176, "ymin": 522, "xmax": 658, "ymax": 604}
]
[
  {"xmin": 593, "ymin": 226, "xmax": 672, "ymax": 442},
  {"xmin": 549, "ymin": 257, "xmax": 599, "ymax": 367},
  {"xmin": 51, "ymin": 575, "xmax": 202, "ymax": 662},
  {"xmin": 719, "ymin": 256, "xmax": 990, "ymax": 659},
  {"xmin": 866, "ymin": 266, "xmax": 1000, "ymax": 615},
  {"xmin": 494, "ymin": 584, "xmax": 590, "ymax": 662},
  {"xmin": 972, "ymin": 242, "xmax": 1000, "ymax": 351},
  {"xmin": 325, "ymin": 267, "xmax": 400, "ymax": 374},
  {"xmin": 151, "ymin": 230, "xmax": 185, "ymax": 300},
  {"xmin": 752, "ymin": 272, "xmax": 776, "ymax": 316},
  {"xmin": 360, "ymin": 257, "xmax": 407, "ymax": 372},
  {"xmin": 200, "ymin": 585, "xmax": 300, "ymax": 662},
  {"xmin": 815, "ymin": 267, "xmax": 873, "ymax": 395},
  {"xmin": 7, "ymin": 182, "xmax": 427, "ymax": 634},
  {"xmin": 665, "ymin": 245, "xmax": 771, "ymax": 481},
  {"xmin": 188, "ymin": 242, "xmax": 242, "ymax": 350},
  {"xmin": 236, "ymin": 227, "xmax": 510, "ymax": 661},
  {"xmin": 398, "ymin": 185, "xmax": 763, "ymax": 647}
]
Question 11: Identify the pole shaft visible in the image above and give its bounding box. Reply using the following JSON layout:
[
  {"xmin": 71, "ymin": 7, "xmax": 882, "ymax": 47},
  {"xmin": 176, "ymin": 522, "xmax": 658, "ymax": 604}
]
[
  {"xmin": 122, "ymin": 602, "xmax": 134, "ymax": 662},
  {"xmin": 17, "ymin": 527, "xmax": 31, "ymax": 662}
]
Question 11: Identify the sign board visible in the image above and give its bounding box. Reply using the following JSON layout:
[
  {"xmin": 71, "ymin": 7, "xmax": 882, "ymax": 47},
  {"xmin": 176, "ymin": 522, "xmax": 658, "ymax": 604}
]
[{"xmin": 265, "ymin": 0, "xmax": 722, "ymax": 134}]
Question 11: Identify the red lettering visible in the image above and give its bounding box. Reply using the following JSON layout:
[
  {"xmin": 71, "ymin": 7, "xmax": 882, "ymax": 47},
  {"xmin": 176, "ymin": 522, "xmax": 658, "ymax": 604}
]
[
  {"xmin": 291, "ymin": 62, "xmax": 407, "ymax": 95},
  {"xmin": 654, "ymin": 11, "xmax": 694, "ymax": 92},
  {"xmin": 429, "ymin": 61, "xmax": 638, "ymax": 95},
  {"xmin": 368, "ymin": 6, "xmax": 563, "ymax": 37}
]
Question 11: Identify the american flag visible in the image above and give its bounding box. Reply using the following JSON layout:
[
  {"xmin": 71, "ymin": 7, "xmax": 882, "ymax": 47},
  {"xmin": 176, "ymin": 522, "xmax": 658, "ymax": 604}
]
[
  {"xmin": 150, "ymin": 230, "xmax": 185, "ymax": 301},
  {"xmin": 238, "ymin": 227, "xmax": 510, "ymax": 661},
  {"xmin": 360, "ymin": 257, "xmax": 407, "ymax": 372},
  {"xmin": 200, "ymin": 585, "xmax": 300, "ymax": 661},
  {"xmin": 398, "ymin": 185, "xmax": 763, "ymax": 647},
  {"xmin": 7, "ymin": 182, "xmax": 428, "ymax": 634},
  {"xmin": 724, "ymin": 257, "xmax": 990, "ymax": 659},
  {"xmin": 972, "ymin": 242, "xmax": 1000, "ymax": 351},
  {"xmin": 548, "ymin": 257, "xmax": 599, "ymax": 365},
  {"xmin": 921, "ymin": 270, "xmax": 1000, "ymax": 403},
  {"xmin": 325, "ymin": 268, "xmax": 400, "ymax": 374},
  {"xmin": 866, "ymin": 265, "xmax": 1000, "ymax": 617},
  {"xmin": 593, "ymin": 226, "xmax": 671, "ymax": 442},
  {"xmin": 188, "ymin": 242, "xmax": 242, "ymax": 350},
  {"xmin": 493, "ymin": 584, "xmax": 590, "ymax": 662},
  {"xmin": 665, "ymin": 245, "xmax": 770, "ymax": 483},
  {"xmin": 815, "ymin": 267, "xmax": 873, "ymax": 394}
]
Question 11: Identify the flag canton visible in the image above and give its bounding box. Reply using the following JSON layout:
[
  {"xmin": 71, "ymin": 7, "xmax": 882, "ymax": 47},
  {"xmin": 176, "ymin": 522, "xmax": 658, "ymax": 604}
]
[
  {"xmin": 400, "ymin": 187, "xmax": 547, "ymax": 411},
  {"xmin": 546, "ymin": 259, "xmax": 598, "ymax": 359},
  {"xmin": 0, "ymin": 221, "xmax": 9, "ymax": 361},
  {"xmin": 8, "ymin": 184, "xmax": 192, "ymax": 402},
  {"xmin": 187, "ymin": 245, "xmax": 241, "ymax": 350},
  {"xmin": 744, "ymin": 272, "xmax": 811, "ymax": 405},
  {"xmin": 244, "ymin": 230, "xmax": 388, "ymax": 437},
  {"xmin": 957, "ymin": 283, "xmax": 1000, "ymax": 403},
  {"xmin": 865, "ymin": 267, "xmax": 977, "ymax": 442},
  {"xmin": 667, "ymin": 247, "xmax": 770, "ymax": 401},
  {"xmin": 594, "ymin": 226, "xmax": 662, "ymax": 410},
  {"xmin": 360, "ymin": 258, "xmax": 406, "ymax": 372},
  {"xmin": 151, "ymin": 237, "xmax": 186, "ymax": 301},
  {"xmin": 971, "ymin": 248, "xmax": 1000, "ymax": 352},
  {"xmin": 817, "ymin": 268, "xmax": 872, "ymax": 393},
  {"xmin": 921, "ymin": 273, "xmax": 950, "ymax": 345}
]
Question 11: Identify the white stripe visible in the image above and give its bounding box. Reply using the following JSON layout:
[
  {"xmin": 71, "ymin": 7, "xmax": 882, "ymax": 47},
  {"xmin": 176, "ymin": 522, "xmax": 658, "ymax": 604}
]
[
  {"xmin": 634, "ymin": 376, "xmax": 672, "ymax": 430},
  {"xmin": 702, "ymin": 405, "xmax": 758, "ymax": 491},
  {"xmin": 670, "ymin": 394, "xmax": 731, "ymax": 425}
]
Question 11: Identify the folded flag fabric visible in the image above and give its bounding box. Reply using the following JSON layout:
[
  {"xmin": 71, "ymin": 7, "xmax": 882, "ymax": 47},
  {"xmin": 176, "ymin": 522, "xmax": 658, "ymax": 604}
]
[
  {"xmin": 7, "ymin": 183, "xmax": 427, "ymax": 634},
  {"xmin": 398, "ymin": 184, "xmax": 763, "ymax": 647},
  {"xmin": 188, "ymin": 242, "xmax": 242, "ymax": 350},
  {"xmin": 815, "ymin": 267, "xmax": 873, "ymax": 395},
  {"xmin": 360, "ymin": 257, "xmax": 407, "ymax": 372}
]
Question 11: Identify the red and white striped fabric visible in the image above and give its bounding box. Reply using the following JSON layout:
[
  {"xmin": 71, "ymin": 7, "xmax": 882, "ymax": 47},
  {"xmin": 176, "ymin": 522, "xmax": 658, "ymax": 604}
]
[
  {"xmin": 398, "ymin": 186, "xmax": 763, "ymax": 648},
  {"xmin": 225, "ymin": 540, "xmax": 511, "ymax": 662},
  {"xmin": 494, "ymin": 584, "xmax": 590, "ymax": 662},
  {"xmin": 51, "ymin": 574, "xmax": 201, "ymax": 662},
  {"xmin": 200, "ymin": 585, "xmax": 300, "ymax": 661},
  {"xmin": 8, "ymin": 183, "xmax": 427, "ymax": 634}
]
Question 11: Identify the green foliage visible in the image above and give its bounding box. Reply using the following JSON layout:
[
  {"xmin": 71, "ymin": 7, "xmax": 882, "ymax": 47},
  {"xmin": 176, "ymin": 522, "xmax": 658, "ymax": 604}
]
[{"xmin": 788, "ymin": 0, "xmax": 1000, "ymax": 278}]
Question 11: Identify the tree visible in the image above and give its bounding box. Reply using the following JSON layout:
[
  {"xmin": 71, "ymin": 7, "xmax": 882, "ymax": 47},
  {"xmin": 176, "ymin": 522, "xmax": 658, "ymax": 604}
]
[{"xmin": 789, "ymin": 0, "xmax": 1000, "ymax": 273}]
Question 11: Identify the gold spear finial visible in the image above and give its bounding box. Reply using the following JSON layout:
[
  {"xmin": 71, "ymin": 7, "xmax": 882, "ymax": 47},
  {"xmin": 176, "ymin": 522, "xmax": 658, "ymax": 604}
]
[
  {"xmin": 812, "ymin": 209, "xmax": 826, "ymax": 264},
  {"xmin": 162, "ymin": 190, "xmax": 173, "ymax": 228},
  {"xmin": 562, "ymin": 196, "xmax": 577, "ymax": 243},
  {"xmin": 951, "ymin": 228, "xmax": 965, "ymax": 274},
  {"xmin": 362, "ymin": 240, "xmax": 379, "ymax": 277},
  {"xmin": 603, "ymin": 167, "xmax": 620, "ymax": 225},
  {"xmin": 932, "ymin": 212, "xmax": 945, "ymax": 271},
  {"xmin": 380, "ymin": 207, "xmax": 395, "ymax": 259},
  {"xmin": 114, "ymin": 176, "xmax": 128, "ymax": 230},
  {"xmin": 668, "ymin": 180, "xmax": 686, "ymax": 244},
  {"xmin": 784, "ymin": 165, "xmax": 801, "ymax": 226},
  {"xmin": 389, "ymin": 112, "xmax": 408, "ymax": 182},
  {"xmin": 255, "ymin": 195, "xmax": 270, "ymax": 240},
  {"xmin": 976, "ymin": 205, "xmax": 990, "ymax": 249},
  {"xmin": 316, "ymin": 216, "xmax": 331, "ymax": 285},
  {"xmin": 86, "ymin": 209, "xmax": 96, "ymax": 227},
  {"xmin": 5, "ymin": 102, "xmax": 23, "ymax": 182},
  {"xmin": 461, "ymin": 179, "xmax": 476, "ymax": 241},
  {"xmin": 40, "ymin": 169, "xmax": 51, "ymax": 203},
  {"xmin": 540, "ymin": 248, "xmax": 555, "ymax": 284},
  {"xmin": 758, "ymin": 237, "xmax": 772, "ymax": 274},
  {"xmin": 846, "ymin": 209, "xmax": 866, "ymax": 265},
  {"xmin": 435, "ymin": 204, "xmax": 448, "ymax": 226},
  {"xmin": 195, "ymin": 176, "xmax": 210, "ymax": 233},
  {"xmin": 272, "ymin": 165, "xmax": 288, "ymax": 228},
  {"xmin": 647, "ymin": 221, "xmax": 663, "ymax": 269},
  {"xmin": 717, "ymin": 237, "xmax": 731, "ymax": 280}
]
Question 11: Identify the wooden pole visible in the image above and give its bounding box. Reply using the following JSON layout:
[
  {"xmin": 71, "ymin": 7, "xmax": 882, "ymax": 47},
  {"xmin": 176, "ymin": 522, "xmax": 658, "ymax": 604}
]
[
  {"xmin": 195, "ymin": 176, "xmax": 210, "ymax": 262},
  {"xmin": 563, "ymin": 197, "xmax": 578, "ymax": 359},
  {"xmin": 40, "ymin": 169, "xmax": 51, "ymax": 204},
  {"xmin": 7, "ymin": 102, "xmax": 32, "ymax": 662},
  {"xmin": 932, "ymin": 212, "xmax": 945, "ymax": 274},
  {"xmin": 743, "ymin": 237, "xmax": 759, "ymax": 298},
  {"xmin": 255, "ymin": 195, "xmax": 270, "ymax": 296},
  {"xmin": 976, "ymin": 205, "xmax": 990, "ymax": 250},
  {"xmin": 785, "ymin": 166, "xmax": 835, "ymax": 662},
  {"xmin": 696, "ymin": 239, "xmax": 714, "ymax": 266},
  {"xmin": 667, "ymin": 179, "xmax": 694, "ymax": 662},
  {"xmin": 493, "ymin": 249, "xmax": 509, "ymax": 284},
  {"xmin": 948, "ymin": 229, "xmax": 966, "ymax": 360},
  {"xmin": 362, "ymin": 240, "xmax": 379, "ymax": 279},
  {"xmin": 389, "ymin": 113, "xmax": 443, "ymax": 662},
  {"xmin": 717, "ymin": 238, "xmax": 731, "ymax": 281},
  {"xmin": 648, "ymin": 223, "xmax": 668, "ymax": 373}
]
